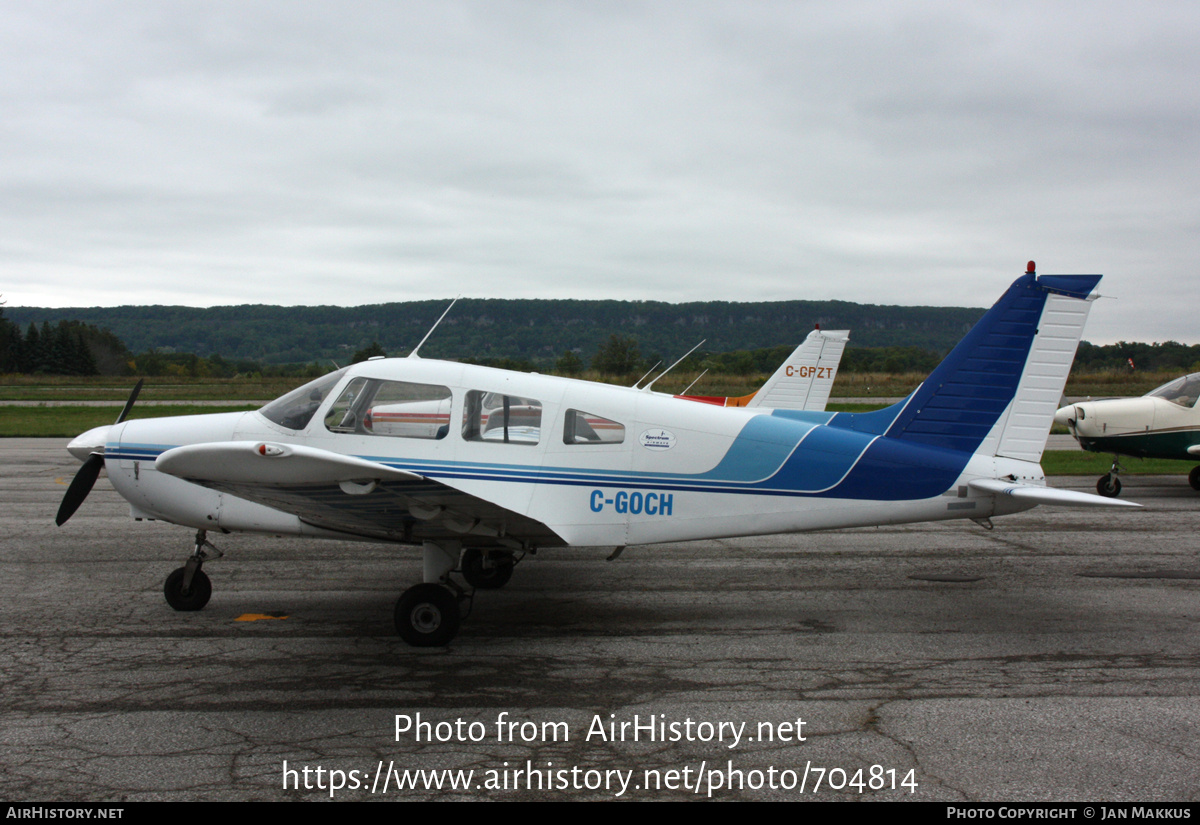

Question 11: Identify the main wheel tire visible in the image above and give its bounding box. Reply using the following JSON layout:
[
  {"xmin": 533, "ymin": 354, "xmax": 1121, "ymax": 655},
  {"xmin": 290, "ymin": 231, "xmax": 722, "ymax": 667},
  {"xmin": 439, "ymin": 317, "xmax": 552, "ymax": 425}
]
[
  {"xmin": 461, "ymin": 548, "xmax": 514, "ymax": 590},
  {"xmin": 1096, "ymin": 474, "xmax": 1122, "ymax": 497},
  {"xmin": 395, "ymin": 584, "xmax": 460, "ymax": 647},
  {"xmin": 164, "ymin": 567, "xmax": 212, "ymax": 611},
  {"xmin": 1189, "ymin": 466, "xmax": 1200, "ymax": 491}
]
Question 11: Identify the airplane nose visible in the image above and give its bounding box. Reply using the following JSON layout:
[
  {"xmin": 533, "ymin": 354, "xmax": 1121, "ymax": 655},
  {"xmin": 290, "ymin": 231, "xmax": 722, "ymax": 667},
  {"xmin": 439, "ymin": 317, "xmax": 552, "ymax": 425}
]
[
  {"xmin": 1053, "ymin": 406, "xmax": 1075, "ymax": 428},
  {"xmin": 67, "ymin": 425, "xmax": 112, "ymax": 462}
]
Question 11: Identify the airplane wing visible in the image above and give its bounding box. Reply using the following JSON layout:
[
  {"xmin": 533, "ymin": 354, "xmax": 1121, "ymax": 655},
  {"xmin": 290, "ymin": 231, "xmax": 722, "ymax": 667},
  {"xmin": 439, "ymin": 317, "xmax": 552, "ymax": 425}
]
[
  {"xmin": 968, "ymin": 478, "xmax": 1141, "ymax": 508},
  {"xmin": 155, "ymin": 441, "xmax": 566, "ymax": 548}
]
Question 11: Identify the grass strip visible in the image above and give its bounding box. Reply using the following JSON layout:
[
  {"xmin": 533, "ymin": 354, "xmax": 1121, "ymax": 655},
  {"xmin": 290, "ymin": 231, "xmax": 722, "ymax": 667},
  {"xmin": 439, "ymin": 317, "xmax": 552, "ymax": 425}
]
[
  {"xmin": 1040, "ymin": 451, "xmax": 1193, "ymax": 476},
  {"xmin": 0, "ymin": 405, "xmax": 259, "ymax": 438}
]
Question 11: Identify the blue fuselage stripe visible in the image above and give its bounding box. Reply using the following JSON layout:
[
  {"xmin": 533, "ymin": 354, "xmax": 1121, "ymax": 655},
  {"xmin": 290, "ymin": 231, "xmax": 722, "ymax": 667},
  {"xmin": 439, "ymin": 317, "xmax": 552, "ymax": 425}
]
[{"xmin": 111, "ymin": 416, "xmax": 971, "ymax": 502}]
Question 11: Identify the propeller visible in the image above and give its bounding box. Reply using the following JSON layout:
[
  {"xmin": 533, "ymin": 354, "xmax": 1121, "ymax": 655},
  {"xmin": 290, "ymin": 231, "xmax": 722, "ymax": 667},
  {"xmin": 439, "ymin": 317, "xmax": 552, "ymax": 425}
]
[{"xmin": 56, "ymin": 379, "xmax": 143, "ymax": 526}]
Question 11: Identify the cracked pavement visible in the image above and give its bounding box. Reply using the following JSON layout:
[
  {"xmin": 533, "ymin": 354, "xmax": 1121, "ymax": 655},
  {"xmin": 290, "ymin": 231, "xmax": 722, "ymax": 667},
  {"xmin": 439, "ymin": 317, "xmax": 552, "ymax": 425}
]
[{"xmin": 2, "ymin": 439, "xmax": 1198, "ymax": 800}]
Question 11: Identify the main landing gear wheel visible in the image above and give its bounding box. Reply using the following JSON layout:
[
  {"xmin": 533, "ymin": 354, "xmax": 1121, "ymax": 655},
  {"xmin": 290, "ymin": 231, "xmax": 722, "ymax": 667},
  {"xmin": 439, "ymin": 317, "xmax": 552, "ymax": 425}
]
[
  {"xmin": 395, "ymin": 584, "xmax": 461, "ymax": 647},
  {"xmin": 460, "ymin": 548, "xmax": 514, "ymax": 590},
  {"xmin": 163, "ymin": 567, "xmax": 212, "ymax": 611},
  {"xmin": 1189, "ymin": 466, "xmax": 1200, "ymax": 491},
  {"xmin": 1096, "ymin": 473, "xmax": 1122, "ymax": 497}
]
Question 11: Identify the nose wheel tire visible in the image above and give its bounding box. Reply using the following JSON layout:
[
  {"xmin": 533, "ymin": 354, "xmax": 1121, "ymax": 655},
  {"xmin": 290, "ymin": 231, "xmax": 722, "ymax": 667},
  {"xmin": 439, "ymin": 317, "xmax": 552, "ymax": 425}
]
[
  {"xmin": 1096, "ymin": 474, "xmax": 1122, "ymax": 498},
  {"xmin": 1189, "ymin": 466, "xmax": 1200, "ymax": 491},
  {"xmin": 164, "ymin": 567, "xmax": 212, "ymax": 611},
  {"xmin": 395, "ymin": 584, "xmax": 460, "ymax": 647}
]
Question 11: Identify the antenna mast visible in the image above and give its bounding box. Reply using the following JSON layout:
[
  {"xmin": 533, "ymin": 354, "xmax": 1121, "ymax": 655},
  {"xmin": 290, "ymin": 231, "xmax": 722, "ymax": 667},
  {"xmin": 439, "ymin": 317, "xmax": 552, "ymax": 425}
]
[
  {"xmin": 642, "ymin": 340, "xmax": 706, "ymax": 391},
  {"xmin": 409, "ymin": 296, "xmax": 460, "ymax": 359}
]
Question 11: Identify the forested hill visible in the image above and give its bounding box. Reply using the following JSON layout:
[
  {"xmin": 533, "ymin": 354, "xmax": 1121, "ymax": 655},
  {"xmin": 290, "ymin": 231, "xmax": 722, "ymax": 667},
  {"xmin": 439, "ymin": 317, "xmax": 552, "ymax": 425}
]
[{"xmin": 5, "ymin": 298, "xmax": 985, "ymax": 366}]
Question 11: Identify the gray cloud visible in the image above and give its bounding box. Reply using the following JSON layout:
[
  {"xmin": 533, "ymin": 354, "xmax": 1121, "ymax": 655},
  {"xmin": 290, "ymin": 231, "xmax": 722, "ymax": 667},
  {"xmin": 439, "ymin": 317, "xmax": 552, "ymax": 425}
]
[{"xmin": 2, "ymin": 1, "xmax": 1198, "ymax": 343}]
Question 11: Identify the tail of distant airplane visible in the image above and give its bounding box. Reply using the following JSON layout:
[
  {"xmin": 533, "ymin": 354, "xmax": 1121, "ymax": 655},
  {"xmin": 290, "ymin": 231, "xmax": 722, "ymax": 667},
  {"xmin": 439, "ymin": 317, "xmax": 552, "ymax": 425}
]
[
  {"xmin": 830, "ymin": 263, "xmax": 1100, "ymax": 463},
  {"xmin": 678, "ymin": 326, "xmax": 849, "ymax": 412},
  {"xmin": 744, "ymin": 327, "xmax": 849, "ymax": 411}
]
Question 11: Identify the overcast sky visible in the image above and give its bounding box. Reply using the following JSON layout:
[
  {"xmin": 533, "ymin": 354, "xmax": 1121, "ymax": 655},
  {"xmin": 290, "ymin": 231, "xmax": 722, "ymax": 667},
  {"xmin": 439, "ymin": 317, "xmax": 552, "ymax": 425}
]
[{"xmin": 3, "ymin": 1, "xmax": 1198, "ymax": 343}]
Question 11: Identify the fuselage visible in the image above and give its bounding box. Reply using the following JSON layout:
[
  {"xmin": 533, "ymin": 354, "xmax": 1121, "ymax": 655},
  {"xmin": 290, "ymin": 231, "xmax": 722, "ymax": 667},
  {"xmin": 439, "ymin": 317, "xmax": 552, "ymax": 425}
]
[{"xmin": 100, "ymin": 357, "xmax": 1041, "ymax": 549}]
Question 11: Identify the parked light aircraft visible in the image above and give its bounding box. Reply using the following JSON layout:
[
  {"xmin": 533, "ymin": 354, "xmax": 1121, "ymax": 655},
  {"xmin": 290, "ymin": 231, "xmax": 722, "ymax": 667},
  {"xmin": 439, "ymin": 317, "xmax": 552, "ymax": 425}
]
[
  {"xmin": 58, "ymin": 263, "xmax": 1137, "ymax": 646},
  {"xmin": 1054, "ymin": 373, "xmax": 1200, "ymax": 496}
]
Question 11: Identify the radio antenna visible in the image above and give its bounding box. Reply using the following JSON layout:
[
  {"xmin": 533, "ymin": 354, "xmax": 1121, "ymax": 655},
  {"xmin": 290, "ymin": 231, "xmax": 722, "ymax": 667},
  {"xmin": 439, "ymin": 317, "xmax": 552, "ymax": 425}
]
[
  {"xmin": 632, "ymin": 362, "xmax": 661, "ymax": 389},
  {"xmin": 642, "ymin": 340, "xmax": 706, "ymax": 391},
  {"xmin": 409, "ymin": 297, "xmax": 460, "ymax": 359},
  {"xmin": 679, "ymin": 369, "xmax": 709, "ymax": 396}
]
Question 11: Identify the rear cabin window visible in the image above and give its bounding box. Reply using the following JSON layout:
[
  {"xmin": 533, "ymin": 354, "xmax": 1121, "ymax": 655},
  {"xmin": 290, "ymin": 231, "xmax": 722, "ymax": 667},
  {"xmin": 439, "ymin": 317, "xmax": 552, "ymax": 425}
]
[
  {"xmin": 563, "ymin": 409, "xmax": 625, "ymax": 444},
  {"xmin": 462, "ymin": 391, "xmax": 542, "ymax": 445},
  {"xmin": 325, "ymin": 378, "xmax": 452, "ymax": 439}
]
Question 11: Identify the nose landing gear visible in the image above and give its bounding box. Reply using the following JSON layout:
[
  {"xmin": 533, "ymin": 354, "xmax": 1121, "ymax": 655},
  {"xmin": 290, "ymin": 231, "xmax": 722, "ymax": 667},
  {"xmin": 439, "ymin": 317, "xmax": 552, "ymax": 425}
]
[
  {"xmin": 1096, "ymin": 458, "xmax": 1123, "ymax": 497},
  {"xmin": 163, "ymin": 529, "xmax": 221, "ymax": 611}
]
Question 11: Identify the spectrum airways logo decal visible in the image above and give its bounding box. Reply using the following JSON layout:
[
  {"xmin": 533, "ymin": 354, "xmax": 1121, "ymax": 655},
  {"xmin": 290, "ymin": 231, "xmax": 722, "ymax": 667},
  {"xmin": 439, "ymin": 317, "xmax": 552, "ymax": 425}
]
[{"xmin": 639, "ymin": 429, "xmax": 676, "ymax": 451}]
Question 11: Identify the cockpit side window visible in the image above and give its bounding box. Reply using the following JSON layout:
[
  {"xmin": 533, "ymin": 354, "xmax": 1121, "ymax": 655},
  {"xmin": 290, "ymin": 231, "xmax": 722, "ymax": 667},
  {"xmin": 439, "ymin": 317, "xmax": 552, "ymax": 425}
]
[
  {"xmin": 324, "ymin": 377, "xmax": 371, "ymax": 433},
  {"xmin": 325, "ymin": 378, "xmax": 453, "ymax": 439},
  {"xmin": 462, "ymin": 390, "xmax": 542, "ymax": 444},
  {"xmin": 259, "ymin": 368, "xmax": 349, "ymax": 431}
]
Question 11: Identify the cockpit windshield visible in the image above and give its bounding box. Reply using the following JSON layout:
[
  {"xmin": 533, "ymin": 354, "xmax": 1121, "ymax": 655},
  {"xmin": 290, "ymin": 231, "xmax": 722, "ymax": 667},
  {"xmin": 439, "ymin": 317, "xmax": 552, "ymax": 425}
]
[
  {"xmin": 259, "ymin": 367, "xmax": 349, "ymax": 430},
  {"xmin": 1146, "ymin": 373, "xmax": 1200, "ymax": 408}
]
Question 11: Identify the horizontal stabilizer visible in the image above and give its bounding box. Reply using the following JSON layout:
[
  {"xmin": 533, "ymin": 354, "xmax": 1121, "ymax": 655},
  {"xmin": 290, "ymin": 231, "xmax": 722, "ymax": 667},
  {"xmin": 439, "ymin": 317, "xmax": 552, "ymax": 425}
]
[
  {"xmin": 157, "ymin": 441, "xmax": 423, "ymax": 485},
  {"xmin": 968, "ymin": 478, "xmax": 1141, "ymax": 508}
]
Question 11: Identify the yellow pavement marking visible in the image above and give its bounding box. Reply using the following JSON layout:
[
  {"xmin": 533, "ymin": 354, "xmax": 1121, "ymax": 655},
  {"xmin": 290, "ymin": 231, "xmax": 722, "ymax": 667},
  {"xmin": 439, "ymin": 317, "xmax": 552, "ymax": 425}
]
[{"xmin": 234, "ymin": 613, "xmax": 290, "ymax": 622}]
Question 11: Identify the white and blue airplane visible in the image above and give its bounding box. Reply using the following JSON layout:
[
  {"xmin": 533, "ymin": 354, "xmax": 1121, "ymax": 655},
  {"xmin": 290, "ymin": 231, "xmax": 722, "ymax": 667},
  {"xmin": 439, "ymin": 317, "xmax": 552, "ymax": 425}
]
[{"xmin": 57, "ymin": 263, "xmax": 1137, "ymax": 646}]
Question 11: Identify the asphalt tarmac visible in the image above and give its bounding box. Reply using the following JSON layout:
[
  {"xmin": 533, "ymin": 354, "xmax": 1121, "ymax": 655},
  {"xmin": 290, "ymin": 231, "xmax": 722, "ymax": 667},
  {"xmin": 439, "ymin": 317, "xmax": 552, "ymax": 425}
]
[{"xmin": 2, "ymin": 438, "xmax": 1197, "ymax": 802}]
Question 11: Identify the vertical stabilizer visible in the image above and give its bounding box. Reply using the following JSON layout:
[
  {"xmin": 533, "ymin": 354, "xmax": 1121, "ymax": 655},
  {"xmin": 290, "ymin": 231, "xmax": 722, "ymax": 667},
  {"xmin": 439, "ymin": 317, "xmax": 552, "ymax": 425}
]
[
  {"xmin": 746, "ymin": 328, "xmax": 849, "ymax": 411},
  {"xmin": 870, "ymin": 263, "xmax": 1099, "ymax": 458}
]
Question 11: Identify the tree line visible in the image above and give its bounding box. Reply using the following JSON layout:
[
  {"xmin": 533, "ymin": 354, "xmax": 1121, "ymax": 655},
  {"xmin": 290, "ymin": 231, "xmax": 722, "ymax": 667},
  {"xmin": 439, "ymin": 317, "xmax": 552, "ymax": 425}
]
[
  {"xmin": 0, "ymin": 304, "xmax": 325, "ymax": 379},
  {"xmin": 1072, "ymin": 341, "xmax": 1200, "ymax": 374},
  {"xmin": 5, "ymin": 298, "xmax": 986, "ymax": 367},
  {"xmin": 4, "ymin": 300, "xmax": 1197, "ymax": 379},
  {"xmin": 0, "ymin": 315, "xmax": 122, "ymax": 376},
  {"xmin": 581, "ymin": 335, "xmax": 945, "ymax": 378}
]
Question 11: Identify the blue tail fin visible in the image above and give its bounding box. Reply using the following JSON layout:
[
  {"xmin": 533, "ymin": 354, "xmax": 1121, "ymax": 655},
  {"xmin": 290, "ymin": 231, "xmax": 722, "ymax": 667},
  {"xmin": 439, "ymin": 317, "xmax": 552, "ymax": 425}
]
[{"xmin": 831, "ymin": 264, "xmax": 1100, "ymax": 458}]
